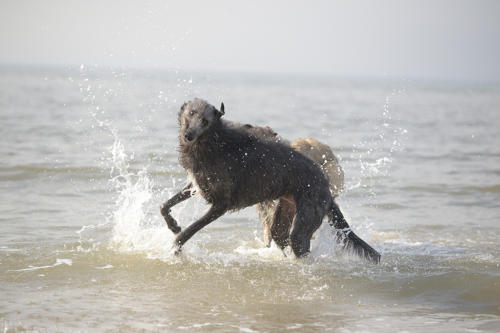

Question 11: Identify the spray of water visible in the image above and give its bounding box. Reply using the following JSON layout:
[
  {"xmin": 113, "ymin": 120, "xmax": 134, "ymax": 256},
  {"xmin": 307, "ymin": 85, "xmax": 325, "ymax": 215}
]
[
  {"xmin": 74, "ymin": 66, "xmax": 178, "ymax": 260},
  {"xmin": 108, "ymin": 138, "xmax": 158, "ymax": 252},
  {"xmin": 355, "ymin": 88, "xmax": 407, "ymax": 184}
]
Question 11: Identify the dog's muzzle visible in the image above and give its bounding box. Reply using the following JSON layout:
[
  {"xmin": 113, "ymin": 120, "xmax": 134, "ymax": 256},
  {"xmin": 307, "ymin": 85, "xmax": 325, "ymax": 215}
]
[{"xmin": 184, "ymin": 131, "xmax": 195, "ymax": 142}]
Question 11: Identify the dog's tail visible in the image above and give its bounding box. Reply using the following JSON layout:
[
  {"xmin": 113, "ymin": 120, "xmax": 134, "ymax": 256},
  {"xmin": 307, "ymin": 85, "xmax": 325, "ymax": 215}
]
[{"xmin": 327, "ymin": 200, "xmax": 381, "ymax": 264}]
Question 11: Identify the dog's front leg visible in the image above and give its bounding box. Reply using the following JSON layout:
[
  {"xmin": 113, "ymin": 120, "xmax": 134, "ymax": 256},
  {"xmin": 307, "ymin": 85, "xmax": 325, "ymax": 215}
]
[
  {"xmin": 161, "ymin": 183, "xmax": 193, "ymax": 234},
  {"xmin": 173, "ymin": 204, "xmax": 227, "ymax": 253}
]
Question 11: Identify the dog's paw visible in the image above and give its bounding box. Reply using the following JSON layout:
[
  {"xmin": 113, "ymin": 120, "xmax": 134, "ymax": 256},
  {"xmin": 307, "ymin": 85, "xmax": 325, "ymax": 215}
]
[
  {"xmin": 172, "ymin": 244, "xmax": 182, "ymax": 256},
  {"xmin": 169, "ymin": 243, "xmax": 182, "ymax": 256}
]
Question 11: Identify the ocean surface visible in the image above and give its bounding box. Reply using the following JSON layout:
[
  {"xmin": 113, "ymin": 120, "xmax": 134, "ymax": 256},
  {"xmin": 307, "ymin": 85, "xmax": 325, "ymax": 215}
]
[{"xmin": 1, "ymin": 65, "xmax": 499, "ymax": 332}]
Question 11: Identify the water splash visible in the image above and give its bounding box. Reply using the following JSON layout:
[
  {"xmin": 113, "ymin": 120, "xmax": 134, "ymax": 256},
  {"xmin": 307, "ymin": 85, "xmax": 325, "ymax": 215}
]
[
  {"xmin": 346, "ymin": 88, "xmax": 408, "ymax": 197},
  {"xmin": 106, "ymin": 134, "xmax": 178, "ymax": 260},
  {"xmin": 360, "ymin": 89, "xmax": 407, "ymax": 178},
  {"xmin": 75, "ymin": 66, "xmax": 178, "ymax": 260}
]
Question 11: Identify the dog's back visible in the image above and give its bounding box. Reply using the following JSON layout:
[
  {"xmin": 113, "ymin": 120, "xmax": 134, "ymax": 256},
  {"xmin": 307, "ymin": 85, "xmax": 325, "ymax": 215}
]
[{"xmin": 183, "ymin": 122, "xmax": 330, "ymax": 210}]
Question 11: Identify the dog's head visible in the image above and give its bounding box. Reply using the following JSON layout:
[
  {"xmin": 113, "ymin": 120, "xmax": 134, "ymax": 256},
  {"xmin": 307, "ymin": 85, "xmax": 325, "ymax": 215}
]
[{"xmin": 178, "ymin": 98, "xmax": 225, "ymax": 144}]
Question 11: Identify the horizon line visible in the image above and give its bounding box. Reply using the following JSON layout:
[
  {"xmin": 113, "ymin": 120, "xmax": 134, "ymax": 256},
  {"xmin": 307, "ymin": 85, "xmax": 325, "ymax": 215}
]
[{"xmin": 1, "ymin": 61, "xmax": 499, "ymax": 86}]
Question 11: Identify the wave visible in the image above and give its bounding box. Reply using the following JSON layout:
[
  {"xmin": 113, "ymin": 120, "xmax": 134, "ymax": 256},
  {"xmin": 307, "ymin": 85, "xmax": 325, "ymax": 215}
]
[
  {"xmin": 7, "ymin": 258, "xmax": 72, "ymax": 272},
  {"xmin": 466, "ymin": 184, "xmax": 500, "ymax": 193}
]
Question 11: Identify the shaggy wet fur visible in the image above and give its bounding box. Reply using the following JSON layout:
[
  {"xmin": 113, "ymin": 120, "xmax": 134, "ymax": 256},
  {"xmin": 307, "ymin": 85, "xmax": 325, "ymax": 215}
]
[
  {"xmin": 232, "ymin": 125, "xmax": 345, "ymax": 249},
  {"xmin": 161, "ymin": 98, "xmax": 380, "ymax": 262},
  {"xmin": 254, "ymin": 135, "xmax": 345, "ymax": 249}
]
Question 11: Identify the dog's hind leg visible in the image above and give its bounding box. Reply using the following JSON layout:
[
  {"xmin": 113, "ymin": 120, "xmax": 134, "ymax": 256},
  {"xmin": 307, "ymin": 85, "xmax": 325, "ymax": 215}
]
[
  {"xmin": 270, "ymin": 197, "xmax": 295, "ymax": 250},
  {"xmin": 289, "ymin": 201, "xmax": 324, "ymax": 258},
  {"xmin": 256, "ymin": 201, "xmax": 276, "ymax": 247},
  {"xmin": 173, "ymin": 204, "xmax": 228, "ymax": 252},
  {"xmin": 161, "ymin": 183, "xmax": 193, "ymax": 234}
]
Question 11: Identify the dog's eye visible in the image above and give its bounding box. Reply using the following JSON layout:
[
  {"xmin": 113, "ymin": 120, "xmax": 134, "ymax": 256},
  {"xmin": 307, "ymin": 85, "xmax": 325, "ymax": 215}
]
[{"xmin": 189, "ymin": 110, "xmax": 195, "ymax": 116}]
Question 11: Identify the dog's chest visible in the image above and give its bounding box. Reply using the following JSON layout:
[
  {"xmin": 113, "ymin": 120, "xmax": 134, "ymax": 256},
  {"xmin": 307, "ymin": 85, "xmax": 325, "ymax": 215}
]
[
  {"xmin": 186, "ymin": 159, "xmax": 232, "ymax": 203},
  {"xmin": 186, "ymin": 170, "xmax": 203, "ymax": 195}
]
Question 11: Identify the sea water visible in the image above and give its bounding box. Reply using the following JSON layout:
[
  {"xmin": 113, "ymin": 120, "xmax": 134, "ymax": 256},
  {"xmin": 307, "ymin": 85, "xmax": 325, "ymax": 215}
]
[{"xmin": 1, "ymin": 66, "xmax": 499, "ymax": 332}]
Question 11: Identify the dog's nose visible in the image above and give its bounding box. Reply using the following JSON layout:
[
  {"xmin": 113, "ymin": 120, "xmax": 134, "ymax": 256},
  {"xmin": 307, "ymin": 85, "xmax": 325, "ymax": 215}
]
[{"xmin": 184, "ymin": 132, "xmax": 194, "ymax": 141}]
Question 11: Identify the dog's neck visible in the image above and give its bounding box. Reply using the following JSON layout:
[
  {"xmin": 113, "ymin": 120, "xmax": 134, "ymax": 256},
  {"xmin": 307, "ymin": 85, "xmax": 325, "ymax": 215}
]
[{"xmin": 179, "ymin": 121, "xmax": 226, "ymax": 171}]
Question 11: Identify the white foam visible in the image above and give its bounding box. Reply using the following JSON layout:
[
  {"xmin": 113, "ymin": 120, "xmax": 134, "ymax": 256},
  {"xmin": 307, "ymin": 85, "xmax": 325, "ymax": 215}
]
[
  {"xmin": 9, "ymin": 258, "xmax": 72, "ymax": 272},
  {"xmin": 56, "ymin": 258, "xmax": 73, "ymax": 266},
  {"xmin": 234, "ymin": 239, "xmax": 287, "ymax": 261}
]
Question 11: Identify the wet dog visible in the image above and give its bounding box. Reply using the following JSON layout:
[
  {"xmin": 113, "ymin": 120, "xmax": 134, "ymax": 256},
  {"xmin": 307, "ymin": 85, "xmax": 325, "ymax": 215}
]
[{"xmin": 161, "ymin": 98, "xmax": 380, "ymax": 262}]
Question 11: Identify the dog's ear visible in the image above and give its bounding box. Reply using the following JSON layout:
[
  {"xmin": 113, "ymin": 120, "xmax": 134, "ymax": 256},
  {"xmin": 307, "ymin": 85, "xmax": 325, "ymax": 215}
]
[{"xmin": 214, "ymin": 102, "xmax": 225, "ymax": 119}]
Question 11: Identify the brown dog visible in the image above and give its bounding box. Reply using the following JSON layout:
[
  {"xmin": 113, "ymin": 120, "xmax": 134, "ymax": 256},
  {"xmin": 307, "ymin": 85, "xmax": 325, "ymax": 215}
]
[{"xmin": 257, "ymin": 137, "xmax": 344, "ymax": 249}]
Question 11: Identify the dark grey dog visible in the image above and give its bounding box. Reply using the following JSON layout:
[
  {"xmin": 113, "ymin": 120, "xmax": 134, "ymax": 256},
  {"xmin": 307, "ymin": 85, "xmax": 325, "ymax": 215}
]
[{"xmin": 161, "ymin": 98, "xmax": 380, "ymax": 263}]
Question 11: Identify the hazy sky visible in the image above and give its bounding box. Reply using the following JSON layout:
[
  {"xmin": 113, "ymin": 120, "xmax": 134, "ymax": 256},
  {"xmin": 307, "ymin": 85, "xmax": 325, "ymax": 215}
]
[{"xmin": 1, "ymin": 0, "xmax": 499, "ymax": 81}]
